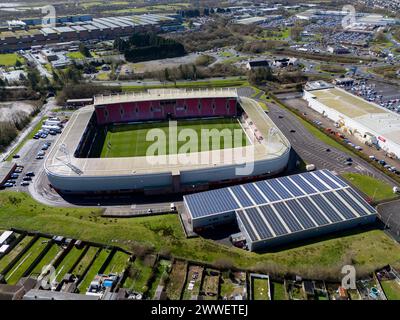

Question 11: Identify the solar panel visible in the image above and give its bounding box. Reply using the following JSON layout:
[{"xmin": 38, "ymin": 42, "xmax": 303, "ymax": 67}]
[
  {"xmin": 313, "ymin": 170, "xmax": 341, "ymax": 189},
  {"xmin": 310, "ymin": 194, "xmax": 343, "ymax": 222},
  {"xmin": 272, "ymin": 202, "xmax": 303, "ymax": 232},
  {"xmin": 267, "ymin": 179, "xmax": 292, "ymax": 199},
  {"xmin": 346, "ymin": 188, "xmax": 376, "ymax": 214},
  {"xmin": 245, "ymin": 207, "xmax": 273, "ymax": 239},
  {"xmin": 336, "ymin": 189, "xmax": 369, "ymax": 217},
  {"xmin": 290, "ymin": 174, "xmax": 318, "ymax": 194},
  {"xmin": 302, "ymin": 172, "xmax": 330, "ymax": 191},
  {"xmin": 254, "ymin": 181, "xmax": 281, "ymax": 202},
  {"xmin": 279, "ymin": 176, "xmax": 306, "ymax": 197},
  {"xmin": 323, "ymin": 192, "xmax": 357, "ymax": 219},
  {"xmin": 322, "ymin": 170, "xmax": 348, "ymax": 188},
  {"xmin": 236, "ymin": 210, "xmax": 259, "ymax": 241},
  {"xmin": 297, "ymin": 197, "xmax": 330, "ymax": 226},
  {"xmin": 258, "ymin": 205, "xmax": 288, "ymax": 236},
  {"xmin": 243, "ymin": 183, "xmax": 268, "ymax": 205},
  {"xmin": 285, "ymin": 199, "xmax": 317, "ymax": 228},
  {"xmin": 230, "ymin": 186, "xmax": 253, "ymax": 207},
  {"xmin": 185, "ymin": 188, "xmax": 238, "ymax": 218}
]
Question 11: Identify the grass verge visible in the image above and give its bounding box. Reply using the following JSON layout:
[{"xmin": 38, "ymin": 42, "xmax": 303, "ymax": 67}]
[{"xmin": 1, "ymin": 192, "xmax": 400, "ymax": 277}]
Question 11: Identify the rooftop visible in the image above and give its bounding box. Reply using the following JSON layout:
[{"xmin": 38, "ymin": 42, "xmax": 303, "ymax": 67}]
[
  {"xmin": 306, "ymin": 84, "xmax": 400, "ymax": 146},
  {"xmin": 45, "ymin": 94, "xmax": 289, "ymax": 178},
  {"xmin": 185, "ymin": 170, "xmax": 377, "ymax": 244},
  {"xmin": 94, "ymin": 88, "xmax": 239, "ymax": 106}
]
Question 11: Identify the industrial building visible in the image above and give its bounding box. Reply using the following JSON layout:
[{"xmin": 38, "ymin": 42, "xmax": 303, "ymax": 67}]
[
  {"xmin": 44, "ymin": 89, "xmax": 291, "ymax": 194},
  {"xmin": 303, "ymin": 81, "xmax": 400, "ymax": 159},
  {"xmin": 0, "ymin": 14, "xmax": 178, "ymax": 53},
  {"xmin": 183, "ymin": 170, "xmax": 377, "ymax": 251}
]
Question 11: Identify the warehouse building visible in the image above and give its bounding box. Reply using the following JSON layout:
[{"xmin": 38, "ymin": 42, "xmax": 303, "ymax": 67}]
[
  {"xmin": 183, "ymin": 170, "xmax": 377, "ymax": 251},
  {"xmin": 303, "ymin": 81, "xmax": 400, "ymax": 159},
  {"xmin": 0, "ymin": 14, "xmax": 178, "ymax": 53}
]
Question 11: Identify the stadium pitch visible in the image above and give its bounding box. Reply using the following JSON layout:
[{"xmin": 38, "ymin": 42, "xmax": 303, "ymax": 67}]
[{"xmin": 89, "ymin": 118, "xmax": 250, "ymax": 158}]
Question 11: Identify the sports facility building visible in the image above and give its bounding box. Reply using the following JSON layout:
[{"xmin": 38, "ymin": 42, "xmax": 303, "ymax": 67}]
[
  {"xmin": 183, "ymin": 170, "xmax": 377, "ymax": 251},
  {"xmin": 303, "ymin": 81, "xmax": 400, "ymax": 159},
  {"xmin": 44, "ymin": 89, "xmax": 291, "ymax": 194}
]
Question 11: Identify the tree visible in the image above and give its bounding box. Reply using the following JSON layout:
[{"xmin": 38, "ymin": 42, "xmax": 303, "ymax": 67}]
[{"xmin": 79, "ymin": 43, "xmax": 91, "ymax": 58}]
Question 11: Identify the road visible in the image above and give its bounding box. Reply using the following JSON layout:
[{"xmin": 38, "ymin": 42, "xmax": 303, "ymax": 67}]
[
  {"xmin": 263, "ymin": 97, "xmax": 398, "ymax": 187},
  {"xmin": 0, "ymin": 98, "xmax": 57, "ymax": 162},
  {"xmin": 22, "ymin": 52, "xmax": 52, "ymax": 79}
]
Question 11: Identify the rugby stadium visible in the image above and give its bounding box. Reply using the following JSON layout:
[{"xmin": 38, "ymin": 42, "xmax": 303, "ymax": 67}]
[{"xmin": 44, "ymin": 89, "xmax": 291, "ymax": 194}]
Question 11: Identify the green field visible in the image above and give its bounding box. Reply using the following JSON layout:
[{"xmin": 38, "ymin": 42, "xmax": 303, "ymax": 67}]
[
  {"xmin": 78, "ymin": 249, "xmax": 111, "ymax": 293},
  {"xmin": 271, "ymin": 281, "xmax": 287, "ymax": 300},
  {"xmin": 66, "ymin": 51, "xmax": 86, "ymax": 60},
  {"xmin": 31, "ymin": 243, "xmax": 61, "ymax": 276},
  {"xmin": 5, "ymin": 237, "xmax": 49, "ymax": 284},
  {"xmin": 123, "ymin": 256, "xmax": 155, "ymax": 293},
  {"xmin": 380, "ymin": 280, "xmax": 400, "ymax": 300},
  {"xmin": 252, "ymin": 278, "xmax": 270, "ymax": 300},
  {"xmin": 71, "ymin": 246, "xmax": 99, "ymax": 278},
  {"xmin": 54, "ymin": 246, "xmax": 85, "ymax": 282},
  {"xmin": 0, "ymin": 235, "xmax": 33, "ymax": 273},
  {"xmin": 1, "ymin": 192, "xmax": 400, "ymax": 277},
  {"xmin": 91, "ymin": 118, "xmax": 249, "ymax": 158},
  {"xmin": 342, "ymin": 173, "xmax": 396, "ymax": 202},
  {"xmin": 147, "ymin": 259, "xmax": 172, "ymax": 299},
  {"xmin": 103, "ymin": 250, "xmax": 130, "ymax": 275},
  {"xmin": 0, "ymin": 53, "xmax": 23, "ymax": 66}
]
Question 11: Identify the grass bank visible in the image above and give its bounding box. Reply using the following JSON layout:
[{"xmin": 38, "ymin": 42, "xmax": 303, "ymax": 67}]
[{"xmin": 0, "ymin": 192, "xmax": 399, "ymax": 278}]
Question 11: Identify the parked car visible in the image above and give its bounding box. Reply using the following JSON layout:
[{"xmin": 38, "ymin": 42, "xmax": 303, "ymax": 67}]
[
  {"xmin": 26, "ymin": 172, "xmax": 35, "ymax": 177},
  {"xmin": 20, "ymin": 182, "xmax": 30, "ymax": 187},
  {"xmin": 12, "ymin": 154, "xmax": 20, "ymax": 159},
  {"xmin": 4, "ymin": 183, "xmax": 14, "ymax": 188},
  {"xmin": 23, "ymin": 177, "xmax": 32, "ymax": 182},
  {"xmin": 36, "ymin": 156, "xmax": 44, "ymax": 160}
]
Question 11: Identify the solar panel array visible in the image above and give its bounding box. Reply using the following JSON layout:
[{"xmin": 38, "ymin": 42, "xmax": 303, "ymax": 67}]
[{"xmin": 184, "ymin": 169, "xmax": 377, "ymax": 245}]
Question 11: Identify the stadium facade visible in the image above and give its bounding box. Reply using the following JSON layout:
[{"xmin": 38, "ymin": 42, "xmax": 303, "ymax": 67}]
[
  {"xmin": 304, "ymin": 81, "xmax": 400, "ymax": 159},
  {"xmin": 183, "ymin": 170, "xmax": 377, "ymax": 251},
  {"xmin": 45, "ymin": 89, "xmax": 291, "ymax": 194}
]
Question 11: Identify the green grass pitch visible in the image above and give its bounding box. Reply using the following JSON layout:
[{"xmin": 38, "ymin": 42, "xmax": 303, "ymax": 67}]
[{"xmin": 93, "ymin": 118, "xmax": 249, "ymax": 158}]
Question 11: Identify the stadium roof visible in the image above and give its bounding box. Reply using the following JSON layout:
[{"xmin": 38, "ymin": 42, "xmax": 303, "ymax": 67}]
[
  {"xmin": 94, "ymin": 88, "xmax": 239, "ymax": 107},
  {"xmin": 45, "ymin": 95, "xmax": 290, "ymax": 177},
  {"xmin": 184, "ymin": 170, "xmax": 376, "ymax": 223}
]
